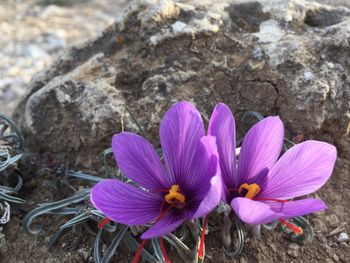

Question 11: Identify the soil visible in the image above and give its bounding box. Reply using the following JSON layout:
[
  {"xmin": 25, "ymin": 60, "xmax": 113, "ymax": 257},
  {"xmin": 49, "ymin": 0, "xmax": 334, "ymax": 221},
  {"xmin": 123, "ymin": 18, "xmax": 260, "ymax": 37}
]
[{"xmin": 1, "ymin": 156, "xmax": 349, "ymax": 263}]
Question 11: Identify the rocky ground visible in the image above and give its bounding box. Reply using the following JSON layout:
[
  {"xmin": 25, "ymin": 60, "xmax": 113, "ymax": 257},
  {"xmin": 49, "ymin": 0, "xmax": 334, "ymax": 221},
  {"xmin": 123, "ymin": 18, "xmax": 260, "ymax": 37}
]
[{"xmin": 1, "ymin": 0, "xmax": 350, "ymax": 262}]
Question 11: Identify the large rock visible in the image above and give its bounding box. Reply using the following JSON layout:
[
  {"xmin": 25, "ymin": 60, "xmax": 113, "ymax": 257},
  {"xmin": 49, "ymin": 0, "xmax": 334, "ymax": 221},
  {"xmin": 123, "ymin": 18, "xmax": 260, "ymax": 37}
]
[{"xmin": 14, "ymin": 0, "xmax": 350, "ymax": 169}]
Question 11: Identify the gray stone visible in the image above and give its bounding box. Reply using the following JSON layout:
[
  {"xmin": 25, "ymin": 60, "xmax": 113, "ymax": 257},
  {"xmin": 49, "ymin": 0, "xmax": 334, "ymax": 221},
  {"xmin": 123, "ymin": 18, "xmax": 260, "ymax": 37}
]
[
  {"xmin": 77, "ymin": 247, "xmax": 89, "ymax": 260},
  {"xmin": 337, "ymin": 232, "xmax": 349, "ymax": 242},
  {"xmin": 13, "ymin": 0, "xmax": 350, "ymax": 169},
  {"xmin": 287, "ymin": 244, "xmax": 300, "ymax": 258}
]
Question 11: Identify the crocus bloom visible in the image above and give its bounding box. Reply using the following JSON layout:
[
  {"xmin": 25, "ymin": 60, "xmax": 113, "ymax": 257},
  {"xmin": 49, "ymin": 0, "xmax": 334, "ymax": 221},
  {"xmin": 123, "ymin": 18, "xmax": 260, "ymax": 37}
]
[
  {"xmin": 91, "ymin": 102, "xmax": 222, "ymax": 238},
  {"xmin": 208, "ymin": 103, "xmax": 337, "ymax": 225}
]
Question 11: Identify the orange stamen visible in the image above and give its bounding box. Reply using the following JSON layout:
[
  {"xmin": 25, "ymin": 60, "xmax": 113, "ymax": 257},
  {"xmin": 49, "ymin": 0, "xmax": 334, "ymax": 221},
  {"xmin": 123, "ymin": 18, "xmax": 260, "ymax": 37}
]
[
  {"xmin": 279, "ymin": 219, "xmax": 303, "ymax": 235},
  {"xmin": 160, "ymin": 237, "xmax": 171, "ymax": 263},
  {"xmin": 238, "ymin": 183, "xmax": 260, "ymax": 199},
  {"xmin": 198, "ymin": 216, "xmax": 208, "ymax": 261},
  {"xmin": 165, "ymin": 185, "xmax": 185, "ymax": 204},
  {"xmin": 98, "ymin": 218, "xmax": 111, "ymax": 229},
  {"xmin": 132, "ymin": 239, "xmax": 148, "ymax": 263}
]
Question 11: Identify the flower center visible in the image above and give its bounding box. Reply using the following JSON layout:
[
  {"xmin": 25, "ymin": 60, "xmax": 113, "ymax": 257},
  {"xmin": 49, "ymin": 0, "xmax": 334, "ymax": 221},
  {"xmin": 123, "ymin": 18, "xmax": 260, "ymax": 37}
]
[
  {"xmin": 238, "ymin": 183, "xmax": 260, "ymax": 199},
  {"xmin": 165, "ymin": 184, "xmax": 185, "ymax": 205}
]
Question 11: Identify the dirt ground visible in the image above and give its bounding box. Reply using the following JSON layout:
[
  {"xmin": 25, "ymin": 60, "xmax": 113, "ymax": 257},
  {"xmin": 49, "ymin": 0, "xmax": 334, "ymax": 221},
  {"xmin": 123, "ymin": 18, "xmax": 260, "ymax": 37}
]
[{"xmin": 1, "ymin": 157, "xmax": 349, "ymax": 263}]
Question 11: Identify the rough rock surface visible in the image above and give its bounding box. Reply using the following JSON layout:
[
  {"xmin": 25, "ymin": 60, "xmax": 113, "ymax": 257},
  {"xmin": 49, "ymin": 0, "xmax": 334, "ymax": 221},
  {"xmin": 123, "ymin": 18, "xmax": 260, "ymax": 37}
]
[{"xmin": 14, "ymin": 0, "xmax": 350, "ymax": 168}]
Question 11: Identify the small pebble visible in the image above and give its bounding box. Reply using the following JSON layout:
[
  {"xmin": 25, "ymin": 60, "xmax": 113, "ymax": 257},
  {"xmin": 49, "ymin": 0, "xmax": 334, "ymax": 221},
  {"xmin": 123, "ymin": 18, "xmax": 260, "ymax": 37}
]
[
  {"xmin": 240, "ymin": 257, "xmax": 248, "ymax": 263},
  {"xmin": 287, "ymin": 249, "xmax": 299, "ymax": 259},
  {"xmin": 288, "ymin": 243, "xmax": 300, "ymax": 250},
  {"xmin": 337, "ymin": 232, "xmax": 349, "ymax": 242},
  {"xmin": 78, "ymin": 247, "xmax": 89, "ymax": 260},
  {"xmin": 287, "ymin": 243, "xmax": 300, "ymax": 259},
  {"xmin": 253, "ymin": 47, "xmax": 263, "ymax": 59},
  {"xmin": 304, "ymin": 71, "xmax": 314, "ymax": 81},
  {"xmin": 269, "ymin": 243, "xmax": 277, "ymax": 253}
]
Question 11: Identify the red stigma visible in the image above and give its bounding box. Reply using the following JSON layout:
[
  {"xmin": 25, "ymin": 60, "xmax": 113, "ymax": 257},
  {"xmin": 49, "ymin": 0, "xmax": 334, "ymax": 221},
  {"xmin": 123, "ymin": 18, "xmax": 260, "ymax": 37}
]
[
  {"xmin": 198, "ymin": 216, "xmax": 208, "ymax": 261},
  {"xmin": 132, "ymin": 239, "xmax": 148, "ymax": 263},
  {"xmin": 98, "ymin": 218, "xmax": 111, "ymax": 229},
  {"xmin": 160, "ymin": 237, "xmax": 171, "ymax": 263},
  {"xmin": 279, "ymin": 219, "xmax": 303, "ymax": 235},
  {"xmin": 156, "ymin": 202, "xmax": 175, "ymax": 222}
]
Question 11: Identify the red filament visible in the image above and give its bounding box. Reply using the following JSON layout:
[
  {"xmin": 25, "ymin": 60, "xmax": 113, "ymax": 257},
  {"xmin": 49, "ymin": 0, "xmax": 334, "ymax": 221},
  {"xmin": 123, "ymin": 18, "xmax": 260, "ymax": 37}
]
[
  {"xmin": 279, "ymin": 219, "xmax": 302, "ymax": 235},
  {"xmin": 198, "ymin": 216, "xmax": 208, "ymax": 261},
  {"xmin": 132, "ymin": 239, "xmax": 148, "ymax": 263},
  {"xmin": 160, "ymin": 237, "xmax": 171, "ymax": 263},
  {"xmin": 156, "ymin": 203, "xmax": 175, "ymax": 222},
  {"xmin": 98, "ymin": 218, "xmax": 111, "ymax": 229}
]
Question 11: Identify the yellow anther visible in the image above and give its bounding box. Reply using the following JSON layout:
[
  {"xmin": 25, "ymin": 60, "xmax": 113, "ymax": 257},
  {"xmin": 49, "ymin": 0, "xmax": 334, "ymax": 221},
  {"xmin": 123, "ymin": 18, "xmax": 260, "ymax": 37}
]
[
  {"xmin": 165, "ymin": 184, "xmax": 185, "ymax": 204},
  {"xmin": 238, "ymin": 183, "xmax": 260, "ymax": 199}
]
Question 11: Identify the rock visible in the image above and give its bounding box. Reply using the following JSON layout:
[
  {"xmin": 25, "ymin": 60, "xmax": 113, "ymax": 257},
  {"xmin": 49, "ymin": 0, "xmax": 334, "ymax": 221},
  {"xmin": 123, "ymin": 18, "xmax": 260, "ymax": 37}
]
[
  {"xmin": 269, "ymin": 243, "xmax": 277, "ymax": 253},
  {"xmin": 328, "ymin": 223, "xmax": 346, "ymax": 236},
  {"xmin": 239, "ymin": 257, "xmax": 249, "ymax": 263},
  {"xmin": 287, "ymin": 248, "xmax": 299, "ymax": 259},
  {"xmin": 13, "ymin": 0, "xmax": 350, "ymax": 169},
  {"xmin": 337, "ymin": 232, "xmax": 349, "ymax": 242},
  {"xmin": 288, "ymin": 243, "xmax": 301, "ymax": 250},
  {"xmin": 77, "ymin": 247, "xmax": 89, "ymax": 260},
  {"xmin": 287, "ymin": 243, "xmax": 301, "ymax": 258}
]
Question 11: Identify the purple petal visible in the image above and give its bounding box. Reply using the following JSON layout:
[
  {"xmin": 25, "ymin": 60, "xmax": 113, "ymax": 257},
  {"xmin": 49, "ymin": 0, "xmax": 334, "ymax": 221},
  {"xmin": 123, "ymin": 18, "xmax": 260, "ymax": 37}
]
[
  {"xmin": 208, "ymin": 103, "xmax": 236, "ymax": 200},
  {"xmin": 193, "ymin": 173, "xmax": 222, "ymax": 218},
  {"xmin": 141, "ymin": 213, "xmax": 184, "ymax": 239},
  {"xmin": 113, "ymin": 132, "xmax": 169, "ymax": 190},
  {"xmin": 191, "ymin": 136, "xmax": 222, "ymax": 218},
  {"xmin": 160, "ymin": 101, "xmax": 205, "ymax": 185},
  {"xmin": 237, "ymin": 116, "xmax": 284, "ymax": 186},
  {"xmin": 268, "ymin": 198, "xmax": 327, "ymax": 219},
  {"xmin": 231, "ymin": 197, "xmax": 283, "ymax": 225},
  {"xmin": 260, "ymin": 141, "xmax": 337, "ymax": 199},
  {"xmin": 91, "ymin": 179, "xmax": 162, "ymax": 225}
]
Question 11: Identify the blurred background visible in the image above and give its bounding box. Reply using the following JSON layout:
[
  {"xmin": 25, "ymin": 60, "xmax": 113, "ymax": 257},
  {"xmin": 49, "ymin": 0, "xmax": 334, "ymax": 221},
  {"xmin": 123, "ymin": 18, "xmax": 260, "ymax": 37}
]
[{"xmin": 0, "ymin": 0, "xmax": 128, "ymax": 115}]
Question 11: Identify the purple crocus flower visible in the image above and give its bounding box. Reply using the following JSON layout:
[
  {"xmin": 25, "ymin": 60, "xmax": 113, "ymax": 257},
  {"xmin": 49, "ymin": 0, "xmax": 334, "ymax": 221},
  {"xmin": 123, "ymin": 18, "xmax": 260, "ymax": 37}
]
[
  {"xmin": 91, "ymin": 102, "xmax": 222, "ymax": 239},
  {"xmin": 208, "ymin": 103, "xmax": 337, "ymax": 225}
]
